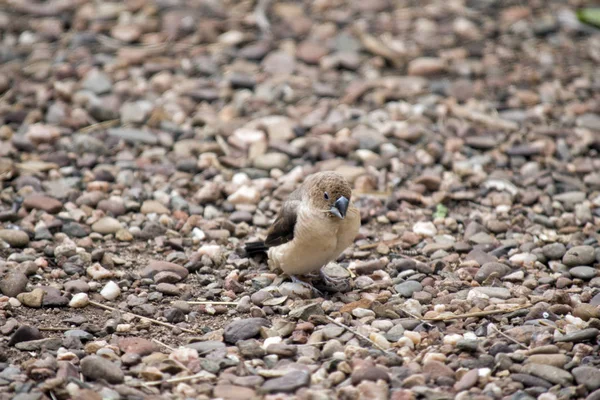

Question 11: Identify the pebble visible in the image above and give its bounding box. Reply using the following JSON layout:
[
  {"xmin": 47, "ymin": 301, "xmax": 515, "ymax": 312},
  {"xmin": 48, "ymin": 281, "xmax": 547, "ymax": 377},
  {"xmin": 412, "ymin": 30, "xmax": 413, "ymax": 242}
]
[
  {"xmin": 395, "ymin": 281, "xmax": 423, "ymax": 297},
  {"xmin": 17, "ymin": 288, "xmax": 45, "ymax": 308},
  {"xmin": 0, "ymin": 271, "xmax": 28, "ymax": 297},
  {"xmin": 23, "ymin": 194, "xmax": 63, "ymax": 213},
  {"xmin": 554, "ymin": 328, "xmax": 599, "ymax": 343},
  {"xmin": 569, "ymin": 266, "xmax": 597, "ymax": 280},
  {"xmin": 572, "ymin": 366, "xmax": 600, "ymax": 391},
  {"xmin": 69, "ymin": 293, "xmax": 89, "ymax": 308},
  {"xmin": 261, "ymin": 370, "xmax": 310, "ymax": 393},
  {"xmin": 413, "ymin": 221, "xmax": 437, "ymax": 237},
  {"xmin": 91, "ymin": 217, "xmax": 122, "ymax": 235},
  {"xmin": 80, "ymin": 356, "xmax": 124, "ymax": 384},
  {"xmin": 563, "ymin": 246, "xmax": 596, "ymax": 266},
  {"xmin": 223, "ymin": 318, "xmax": 270, "ymax": 344},
  {"xmin": 100, "ymin": 281, "xmax": 121, "ymax": 301},
  {"xmin": 0, "ymin": 229, "xmax": 30, "ymax": 248},
  {"xmin": 520, "ymin": 363, "xmax": 572, "ymax": 386}
]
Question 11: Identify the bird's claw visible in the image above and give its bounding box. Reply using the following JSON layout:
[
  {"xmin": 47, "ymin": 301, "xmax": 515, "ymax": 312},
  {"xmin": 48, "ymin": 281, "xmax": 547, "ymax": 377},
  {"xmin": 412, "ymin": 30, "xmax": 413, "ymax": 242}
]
[{"xmin": 290, "ymin": 275, "xmax": 324, "ymax": 297}]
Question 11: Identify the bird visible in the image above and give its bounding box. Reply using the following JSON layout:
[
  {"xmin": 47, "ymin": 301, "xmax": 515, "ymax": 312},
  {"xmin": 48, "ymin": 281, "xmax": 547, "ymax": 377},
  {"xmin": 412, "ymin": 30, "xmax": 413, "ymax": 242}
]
[{"xmin": 245, "ymin": 171, "xmax": 360, "ymax": 291}]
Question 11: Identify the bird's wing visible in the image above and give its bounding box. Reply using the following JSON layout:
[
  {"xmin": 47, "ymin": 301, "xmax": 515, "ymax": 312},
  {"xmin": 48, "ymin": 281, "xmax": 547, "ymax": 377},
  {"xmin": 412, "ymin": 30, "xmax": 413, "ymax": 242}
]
[{"xmin": 264, "ymin": 188, "xmax": 303, "ymax": 247}]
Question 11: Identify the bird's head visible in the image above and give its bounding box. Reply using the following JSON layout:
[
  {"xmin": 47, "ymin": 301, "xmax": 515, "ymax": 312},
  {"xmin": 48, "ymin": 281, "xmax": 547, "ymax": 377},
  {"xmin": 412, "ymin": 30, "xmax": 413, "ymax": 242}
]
[{"xmin": 305, "ymin": 171, "xmax": 352, "ymax": 220}]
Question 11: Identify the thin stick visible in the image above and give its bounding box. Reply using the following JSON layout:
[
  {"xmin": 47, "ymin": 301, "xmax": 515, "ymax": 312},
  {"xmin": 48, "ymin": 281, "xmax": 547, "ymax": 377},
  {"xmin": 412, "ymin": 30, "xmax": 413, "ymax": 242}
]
[
  {"xmin": 490, "ymin": 325, "xmax": 528, "ymax": 349},
  {"xmin": 423, "ymin": 303, "xmax": 532, "ymax": 321},
  {"xmin": 78, "ymin": 119, "xmax": 120, "ymax": 134},
  {"xmin": 184, "ymin": 301, "xmax": 239, "ymax": 306},
  {"xmin": 323, "ymin": 316, "xmax": 388, "ymax": 353},
  {"xmin": 152, "ymin": 338, "xmax": 175, "ymax": 352},
  {"xmin": 89, "ymin": 300, "xmax": 197, "ymax": 334},
  {"xmin": 145, "ymin": 372, "xmax": 211, "ymax": 386}
]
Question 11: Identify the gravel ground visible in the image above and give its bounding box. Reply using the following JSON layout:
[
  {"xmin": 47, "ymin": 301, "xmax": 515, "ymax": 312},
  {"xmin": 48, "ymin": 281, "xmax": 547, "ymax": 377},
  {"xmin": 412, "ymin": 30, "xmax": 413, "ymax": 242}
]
[{"xmin": 1, "ymin": 0, "xmax": 600, "ymax": 399}]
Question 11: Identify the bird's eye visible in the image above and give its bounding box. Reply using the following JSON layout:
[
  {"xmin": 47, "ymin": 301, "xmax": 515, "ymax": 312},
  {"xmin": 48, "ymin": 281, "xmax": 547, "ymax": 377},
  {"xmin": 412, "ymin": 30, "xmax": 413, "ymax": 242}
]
[{"xmin": 324, "ymin": 192, "xmax": 329, "ymax": 200}]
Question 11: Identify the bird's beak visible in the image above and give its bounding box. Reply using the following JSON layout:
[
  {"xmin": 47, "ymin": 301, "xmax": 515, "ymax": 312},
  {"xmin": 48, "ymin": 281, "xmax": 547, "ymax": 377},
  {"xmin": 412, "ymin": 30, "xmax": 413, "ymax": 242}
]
[{"xmin": 330, "ymin": 196, "xmax": 349, "ymax": 219}]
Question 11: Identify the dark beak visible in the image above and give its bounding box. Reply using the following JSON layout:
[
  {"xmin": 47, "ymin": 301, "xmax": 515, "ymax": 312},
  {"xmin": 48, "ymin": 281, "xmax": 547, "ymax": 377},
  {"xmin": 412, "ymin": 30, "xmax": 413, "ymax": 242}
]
[{"xmin": 330, "ymin": 196, "xmax": 349, "ymax": 219}]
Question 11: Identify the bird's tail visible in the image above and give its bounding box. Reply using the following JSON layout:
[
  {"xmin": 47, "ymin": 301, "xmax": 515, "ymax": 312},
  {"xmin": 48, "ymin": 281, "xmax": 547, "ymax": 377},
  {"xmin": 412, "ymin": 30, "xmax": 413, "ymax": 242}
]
[{"xmin": 245, "ymin": 241, "xmax": 269, "ymax": 256}]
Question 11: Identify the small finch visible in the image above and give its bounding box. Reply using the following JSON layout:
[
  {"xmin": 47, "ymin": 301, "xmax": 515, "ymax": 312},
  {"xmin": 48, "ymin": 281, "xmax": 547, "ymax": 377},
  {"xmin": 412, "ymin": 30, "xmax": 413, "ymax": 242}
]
[{"xmin": 245, "ymin": 171, "xmax": 360, "ymax": 290}]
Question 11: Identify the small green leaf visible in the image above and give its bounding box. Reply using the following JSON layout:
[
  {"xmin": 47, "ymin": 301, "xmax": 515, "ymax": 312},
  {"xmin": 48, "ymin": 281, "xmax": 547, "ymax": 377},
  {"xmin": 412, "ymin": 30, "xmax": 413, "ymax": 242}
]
[
  {"xmin": 433, "ymin": 204, "xmax": 448, "ymax": 219},
  {"xmin": 577, "ymin": 8, "xmax": 600, "ymax": 28}
]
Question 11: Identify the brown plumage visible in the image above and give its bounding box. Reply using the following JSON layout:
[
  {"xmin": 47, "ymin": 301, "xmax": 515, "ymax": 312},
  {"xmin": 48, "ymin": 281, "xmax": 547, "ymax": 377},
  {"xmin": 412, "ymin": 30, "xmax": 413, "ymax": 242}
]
[{"xmin": 245, "ymin": 171, "xmax": 360, "ymax": 277}]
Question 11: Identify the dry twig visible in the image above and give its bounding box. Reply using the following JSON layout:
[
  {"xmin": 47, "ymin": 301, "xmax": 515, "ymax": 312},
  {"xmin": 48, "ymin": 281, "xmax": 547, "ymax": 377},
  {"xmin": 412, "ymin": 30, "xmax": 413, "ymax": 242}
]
[
  {"xmin": 423, "ymin": 303, "xmax": 532, "ymax": 321},
  {"xmin": 145, "ymin": 372, "xmax": 213, "ymax": 386},
  {"xmin": 489, "ymin": 325, "xmax": 528, "ymax": 349},
  {"xmin": 89, "ymin": 300, "xmax": 197, "ymax": 334}
]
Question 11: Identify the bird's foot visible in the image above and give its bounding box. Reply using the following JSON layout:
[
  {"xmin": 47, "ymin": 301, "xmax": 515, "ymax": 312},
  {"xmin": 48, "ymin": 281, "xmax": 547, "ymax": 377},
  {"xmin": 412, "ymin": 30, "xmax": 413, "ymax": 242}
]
[{"xmin": 290, "ymin": 275, "xmax": 324, "ymax": 297}]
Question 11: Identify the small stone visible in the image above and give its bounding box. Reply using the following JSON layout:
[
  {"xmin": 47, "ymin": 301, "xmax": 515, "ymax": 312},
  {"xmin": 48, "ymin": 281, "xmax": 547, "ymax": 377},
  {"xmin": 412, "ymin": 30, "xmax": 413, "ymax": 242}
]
[
  {"xmin": 213, "ymin": 385, "xmax": 257, "ymax": 400},
  {"xmin": 408, "ymin": 57, "xmax": 446, "ymax": 76},
  {"xmin": 563, "ymin": 246, "xmax": 596, "ymax": 266},
  {"xmin": 0, "ymin": 229, "xmax": 29, "ymax": 248},
  {"xmin": 475, "ymin": 262, "xmax": 511, "ymax": 283},
  {"xmin": 394, "ymin": 281, "xmax": 423, "ymax": 297},
  {"xmin": 569, "ymin": 266, "xmax": 597, "ymax": 280},
  {"xmin": 69, "ymin": 293, "xmax": 89, "ymax": 308},
  {"xmin": 80, "ymin": 355, "xmax": 124, "ymax": 384},
  {"xmin": 253, "ymin": 153, "xmax": 289, "ymax": 170},
  {"xmin": 520, "ymin": 363, "xmax": 572, "ymax": 386},
  {"xmin": 468, "ymin": 287, "xmax": 511, "ymax": 299},
  {"xmin": 289, "ymin": 302, "xmax": 324, "ymax": 320},
  {"xmin": 140, "ymin": 260, "xmax": 189, "ymax": 280},
  {"xmin": 227, "ymin": 186, "xmax": 261, "ymax": 205},
  {"xmin": 141, "ymin": 200, "xmax": 170, "ymax": 215},
  {"xmin": 223, "ymin": 318, "xmax": 270, "ymax": 344},
  {"xmin": 572, "ymin": 366, "xmax": 600, "ymax": 391},
  {"xmin": 119, "ymin": 337, "xmax": 158, "ymax": 356},
  {"xmin": 100, "ymin": 281, "xmax": 121, "ymax": 301},
  {"xmin": 17, "ymin": 288, "xmax": 45, "ymax": 308},
  {"xmin": 0, "ymin": 271, "xmax": 28, "ymax": 297},
  {"xmin": 261, "ymin": 370, "xmax": 310, "ymax": 393},
  {"xmin": 9, "ymin": 325, "xmax": 42, "ymax": 346},
  {"xmin": 422, "ymin": 360, "xmax": 454, "ymax": 380},
  {"xmin": 23, "ymin": 194, "xmax": 63, "ymax": 213},
  {"xmin": 573, "ymin": 304, "xmax": 600, "ymax": 321},
  {"xmin": 156, "ymin": 282, "xmax": 180, "ymax": 297},
  {"xmin": 81, "ymin": 69, "xmax": 112, "ymax": 94},
  {"xmin": 554, "ymin": 328, "xmax": 599, "ymax": 343},
  {"xmin": 91, "ymin": 217, "xmax": 121, "ymax": 235},
  {"xmin": 351, "ymin": 367, "xmax": 390, "ymax": 385},
  {"xmin": 454, "ymin": 369, "xmax": 478, "ymax": 391},
  {"xmin": 542, "ymin": 243, "xmax": 566, "ymax": 260},
  {"xmin": 413, "ymin": 221, "xmax": 437, "ymax": 237}
]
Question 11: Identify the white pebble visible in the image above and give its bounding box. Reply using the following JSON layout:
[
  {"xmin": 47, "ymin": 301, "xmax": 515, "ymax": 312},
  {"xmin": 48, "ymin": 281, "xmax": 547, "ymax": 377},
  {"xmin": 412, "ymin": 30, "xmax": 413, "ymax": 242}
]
[
  {"xmin": 413, "ymin": 221, "xmax": 437, "ymax": 237},
  {"xmin": 69, "ymin": 293, "xmax": 89, "ymax": 308},
  {"xmin": 8, "ymin": 298, "xmax": 21, "ymax": 307},
  {"xmin": 369, "ymin": 332, "xmax": 391, "ymax": 349},
  {"xmin": 100, "ymin": 281, "xmax": 121, "ymax": 301},
  {"xmin": 87, "ymin": 263, "xmax": 114, "ymax": 280},
  {"xmin": 263, "ymin": 336, "xmax": 282, "ymax": 349},
  {"xmin": 403, "ymin": 331, "xmax": 421, "ymax": 345},
  {"xmin": 396, "ymin": 337, "xmax": 414, "ymax": 349},
  {"xmin": 227, "ymin": 185, "xmax": 260, "ymax": 204},
  {"xmin": 192, "ymin": 228, "xmax": 205, "ymax": 240},
  {"xmin": 443, "ymin": 333, "xmax": 463, "ymax": 346},
  {"xmin": 423, "ymin": 352, "xmax": 446, "ymax": 363},
  {"xmin": 402, "ymin": 299, "xmax": 423, "ymax": 316},
  {"xmin": 352, "ymin": 308, "xmax": 376, "ymax": 318},
  {"xmin": 463, "ymin": 331, "xmax": 478, "ymax": 340},
  {"xmin": 116, "ymin": 324, "xmax": 131, "ymax": 332}
]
